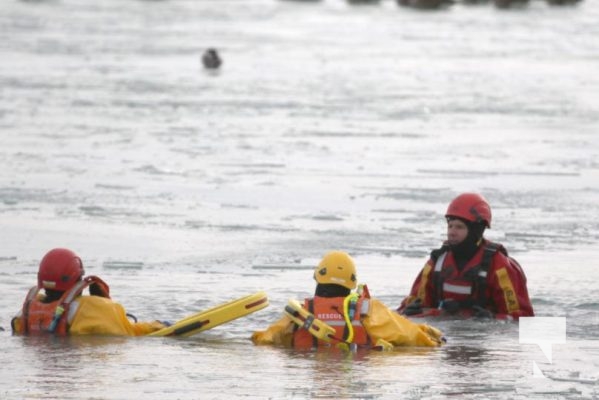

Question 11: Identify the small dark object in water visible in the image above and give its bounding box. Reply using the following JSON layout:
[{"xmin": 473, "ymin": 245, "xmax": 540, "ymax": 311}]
[
  {"xmin": 397, "ymin": 0, "xmax": 453, "ymax": 9},
  {"xmin": 202, "ymin": 48, "xmax": 222, "ymax": 70},
  {"xmin": 347, "ymin": 0, "xmax": 381, "ymax": 4},
  {"xmin": 494, "ymin": 0, "xmax": 529, "ymax": 8},
  {"xmin": 546, "ymin": 0, "xmax": 581, "ymax": 4}
]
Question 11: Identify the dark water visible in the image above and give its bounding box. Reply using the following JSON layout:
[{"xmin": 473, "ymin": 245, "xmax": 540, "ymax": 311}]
[{"xmin": 1, "ymin": 0, "xmax": 598, "ymax": 398}]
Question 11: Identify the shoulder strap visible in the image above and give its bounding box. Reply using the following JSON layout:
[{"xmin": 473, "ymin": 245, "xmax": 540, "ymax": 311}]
[
  {"xmin": 430, "ymin": 244, "xmax": 450, "ymax": 262},
  {"xmin": 47, "ymin": 276, "xmax": 111, "ymax": 334},
  {"xmin": 475, "ymin": 241, "xmax": 505, "ymax": 308},
  {"xmin": 486, "ymin": 241, "xmax": 508, "ymax": 256},
  {"xmin": 307, "ymin": 298, "xmax": 317, "ymax": 348},
  {"xmin": 431, "ymin": 244, "xmax": 449, "ymax": 307},
  {"xmin": 357, "ymin": 284, "xmax": 370, "ymax": 318},
  {"xmin": 355, "ymin": 291, "xmax": 372, "ymax": 347}
]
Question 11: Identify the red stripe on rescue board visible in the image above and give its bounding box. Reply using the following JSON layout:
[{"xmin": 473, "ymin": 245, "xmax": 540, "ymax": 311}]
[{"xmin": 245, "ymin": 297, "xmax": 268, "ymax": 309}]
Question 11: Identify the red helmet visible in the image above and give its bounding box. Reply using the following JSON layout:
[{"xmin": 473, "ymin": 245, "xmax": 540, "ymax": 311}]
[
  {"xmin": 445, "ymin": 193, "xmax": 492, "ymax": 228},
  {"xmin": 38, "ymin": 248, "xmax": 84, "ymax": 291}
]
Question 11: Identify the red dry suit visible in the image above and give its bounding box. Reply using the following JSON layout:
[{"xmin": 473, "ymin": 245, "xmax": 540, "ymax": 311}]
[{"xmin": 398, "ymin": 240, "xmax": 534, "ymax": 320}]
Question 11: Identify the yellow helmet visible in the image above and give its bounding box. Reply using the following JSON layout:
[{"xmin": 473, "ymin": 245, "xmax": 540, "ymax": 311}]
[{"xmin": 314, "ymin": 251, "xmax": 357, "ymax": 290}]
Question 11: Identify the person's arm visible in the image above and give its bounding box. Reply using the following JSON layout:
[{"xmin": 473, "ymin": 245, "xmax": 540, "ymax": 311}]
[
  {"xmin": 365, "ymin": 299, "xmax": 444, "ymax": 347},
  {"xmin": 68, "ymin": 296, "xmax": 165, "ymax": 336},
  {"xmin": 11, "ymin": 314, "xmax": 23, "ymax": 334},
  {"xmin": 487, "ymin": 253, "xmax": 534, "ymax": 320},
  {"xmin": 398, "ymin": 259, "xmax": 436, "ymax": 313},
  {"xmin": 251, "ymin": 315, "xmax": 295, "ymax": 347}
]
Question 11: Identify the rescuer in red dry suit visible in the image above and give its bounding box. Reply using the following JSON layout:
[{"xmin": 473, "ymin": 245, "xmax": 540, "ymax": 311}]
[{"xmin": 397, "ymin": 193, "xmax": 534, "ymax": 320}]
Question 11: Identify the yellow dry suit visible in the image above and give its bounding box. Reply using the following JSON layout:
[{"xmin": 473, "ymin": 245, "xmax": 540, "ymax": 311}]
[{"xmin": 252, "ymin": 287, "xmax": 444, "ymax": 348}]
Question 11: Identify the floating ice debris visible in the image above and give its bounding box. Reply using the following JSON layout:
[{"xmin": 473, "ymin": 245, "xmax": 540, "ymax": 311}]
[
  {"xmin": 312, "ymin": 215, "xmax": 344, "ymax": 221},
  {"xmin": 94, "ymin": 183, "xmax": 135, "ymax": 190},
  {"xmin": 252, "ymin": 264, "xmax": 315, "ymax": 270},
  {"xmin": 79, "ymin": 206, "xmax": 107, "ymax": 216},
  {"xmin": 102, "ymin": 261, "xmax": 144, "ymax": 270},
  {"xmin": 397, "ymin": 0, "xmax": 453, "ymax": 9}
]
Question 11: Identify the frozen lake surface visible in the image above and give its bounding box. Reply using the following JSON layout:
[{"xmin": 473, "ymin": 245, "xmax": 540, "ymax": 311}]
[{"xmin": 1, "ymin": 0, "xmax": 598, "ymax": 398}]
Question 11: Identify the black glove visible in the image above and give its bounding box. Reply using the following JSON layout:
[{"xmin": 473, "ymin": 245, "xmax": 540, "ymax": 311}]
[
  {"xmin": 402, "ymin": 299, "xmax": 423, "ymax": 316},
  {"xmin": 440, "ymin": 300, "xmax": 460, "ymax": 314},
  {"xmin": 472, "ymin": 305, "xmax": 494, "ymax": 319},
  {"xmin": 89, "ymin": 282, "xmax": 103, "ymax": 296}
]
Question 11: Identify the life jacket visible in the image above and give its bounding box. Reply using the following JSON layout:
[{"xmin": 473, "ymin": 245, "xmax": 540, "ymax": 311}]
[
  {"xmin": 430, "ymin": 241, "xmax": 525, "ymax": 311},
  {"xmin": 293, "ymin": 292, "xmax": 370, "ymax": 349},
  {"xmin": 16, "ymin": 276, "xmax": 110, "ymax": 336}
]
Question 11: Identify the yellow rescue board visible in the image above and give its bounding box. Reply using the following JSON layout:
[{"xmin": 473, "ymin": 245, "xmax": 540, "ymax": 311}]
[
  {"xmin": 284, "ymin": 298, "xmax": 336, "ymax": 342},
  {"xmin": 149, "ymin": 291, "xmax": 269, "ymax": 337}
]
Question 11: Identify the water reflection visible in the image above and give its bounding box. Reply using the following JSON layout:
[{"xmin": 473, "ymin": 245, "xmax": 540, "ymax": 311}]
[
  {"xmin": 443, "ymin": 344, "xmax": 490, "ymax": 365},
  {"xmin": 14, "ymin": 336, "xmax": 131, "ymax": 398},
  {"xmin": 277, "ymin": 346, "xmax": 441, "ymax": 399}
]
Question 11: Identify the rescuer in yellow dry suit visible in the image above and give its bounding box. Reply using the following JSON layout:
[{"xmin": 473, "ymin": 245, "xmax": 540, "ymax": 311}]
[
  {"xmin": 11, "ymin": 248, "xmax": 166, "ymax": 336},
  {"xmin": 251, "ymin": 251, "xmax": 445, "ymax": 349}
]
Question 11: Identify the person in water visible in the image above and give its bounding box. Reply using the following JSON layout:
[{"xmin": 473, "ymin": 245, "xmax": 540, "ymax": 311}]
[
  {"xmin": 11, "ymin": 248, "xmax": 166, "ymax": 336},
  {"xmin": 251, "ymin": 251, "xmax": 444, "ymax": 349},
  {"xmin": 201, "ymin": 48, "xmax": 222, "ymax": 70},
  {"xmin": 397, "ymin": 193, "xmax": 534, "ymax": 320}
]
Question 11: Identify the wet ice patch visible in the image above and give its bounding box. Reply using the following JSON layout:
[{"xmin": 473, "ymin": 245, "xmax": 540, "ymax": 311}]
[{"xmin": 102, "ymin": 261, "xmax": 144, "ymax": 270}]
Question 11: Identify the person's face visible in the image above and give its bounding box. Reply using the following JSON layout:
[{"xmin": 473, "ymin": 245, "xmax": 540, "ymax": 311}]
[{"xmin": 447, "ymin": 218, "xmax": 468, "ymax": 245}]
